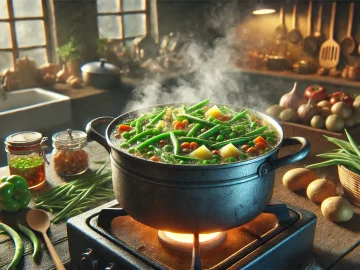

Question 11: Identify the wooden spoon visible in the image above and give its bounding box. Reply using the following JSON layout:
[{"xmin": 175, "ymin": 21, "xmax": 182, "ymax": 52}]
[
  {"xmin": 274, "ymin": 6, "xmax": 287, "ymax": 41},
  {"xmin": 303, "ymin": 0, "xmax": 318, "ymax": 56},
  {"xmin": 26, "ymin": 209, "xmax": 65, "ymax": 270},
  {"xmin": 340, "ymin": 2, "xmax": 355, "ymax": 55},
  {"xmin": 314, "ymin": 3, "xmax": 326, "ymax": 52}
]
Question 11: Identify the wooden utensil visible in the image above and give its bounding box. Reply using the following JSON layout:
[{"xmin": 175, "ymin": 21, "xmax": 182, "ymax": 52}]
[
  {"xmin": 288, "ymin": 4, "xmax": 302, "ymax": 44},
  {"xmin": 314, "ymin": 3, "xmax": 326, "ymax": 51},
  {"xmin": 26, "ymin": 209, "xmax": 66, "ymax": 270},
  {"xmin": 319, "ymin": 2, "xmax": 340, "ymax": 69},
  {"xmin": 303, "ymin": 0, "xmax": 318, "ymax": 56},
  {"xmin": 340, "ymin": 2, "xmax": 355, "ymax": 55},
  {"xmin": 274, "ymin": 6, "xmax": 287, "ymax": 41}
]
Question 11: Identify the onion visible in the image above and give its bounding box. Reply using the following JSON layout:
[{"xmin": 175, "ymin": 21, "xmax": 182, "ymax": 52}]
[
  {"xmin": 297, "ymin": 99, "xmax": 319, "ymax": 125},
  {"xmin": 331, "ymin": 102, "xmax": 352, "ymax": 119},
  {"xmin": 279, "ymin": 82, "xmax": 306, "ymax": 110}
]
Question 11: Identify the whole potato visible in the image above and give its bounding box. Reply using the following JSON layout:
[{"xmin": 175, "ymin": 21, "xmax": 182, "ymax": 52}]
[
  {"xmin": 266, "ymin": 105, "xmax": 285, "ymax": 119},
  {"xmin": 282, "ymin": 168, "xmax": 317, "ymax": 191},
  {"xmin": 310, "ymin": 115, "xmax": 325, "ymax": 129},
  {"xmin": 317, "ymin": 100, "xmax": 331, "ymax": 109},
  {"xmin": 325, "ymin": 114, "xmax": 344, "ymax": 132},
  {"xmin": 279, "ymin": 108, "xmax": 299, "ymax": 123},
  {"xmin": 306, "ymin": 178, "xmax": 336, "ymax": 203},
  {"xmin": 321, "ymin": 196, "xmax": 353, "ymax": 222}
]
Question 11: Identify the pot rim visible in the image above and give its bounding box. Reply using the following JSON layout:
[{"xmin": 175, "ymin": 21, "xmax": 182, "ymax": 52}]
[{"xmin": 103, "ymin": 102, "xmax": 284, "ymax": 169}]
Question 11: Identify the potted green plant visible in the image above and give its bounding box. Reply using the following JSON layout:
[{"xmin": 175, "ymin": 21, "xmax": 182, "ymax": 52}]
[{"xmin": 56, "ymin": 37, "xmax": 81, "ymax": 75}]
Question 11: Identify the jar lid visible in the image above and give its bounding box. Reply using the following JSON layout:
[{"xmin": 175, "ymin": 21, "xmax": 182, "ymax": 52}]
[
  {"xmin": 81, "ymin": 58, "xmax": 120, "ymax": 75},
  {"xmin": 52, "ymin": 129, "xmax": 87, "ymax": 149},
  {"xmin": 5, "ymin": 131, "xmax": 43, "ymax": 147}
]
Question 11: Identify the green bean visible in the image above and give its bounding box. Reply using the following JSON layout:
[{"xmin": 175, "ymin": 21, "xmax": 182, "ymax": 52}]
[
  {"xmin": 228, "ymin": 109, "xmax": 248, "ymax": 123},
  {"xmin": 213, "ymin": 119, "xmax": 231, "ymax": 126},
  {"xmin": 306, "ymin": 159, "xmax": 360, "ymax": 172},
  {"xmin": 345, "ymin": 130, "xmax": 360, "ymax": 157},
  {"xmin": 148, "ymin": 108, "xmax": 166, "ymax": 126},
  {"xmin": 172, "ymin": 154, "xmax": 201, "ymax": 161},
  {"xmin": 18, "ymin": 223, "xmax": 41, "ymax": 263},
  {"xmin": 0, "ymin": 222, "xmax": 24, "ymax": 270},
  {"xmin": 127, "ymin": 129, "xmax": 155, "ymax": 144},
  {"xmin": 136, "ymin": 130, "xmax": 187, "ymax": 150},
  {"xmin": 189, "ymin": 108, "xmax": 206, "ymax": 115},
  {"xmin": 222, "ymin": 105, "xmax": 237, "ymax": 115},
  {"xmin": 324, "ymin": 136, "xmax": 356, "ymax": 154},
  {"xmin": 198, "ymin": 124, "xmax": 221, "ymax": 139},
  {"xmin": 241, "ymin": 125, "xmax": 268, "ymax": 137},
  {"xmin": 177, "ymin": 137, "xmax": 215, "ymax": 146},
  {"xmin": 187, "ymin": 123, "xmax": 202, "ymax": 137},
  {"xmin": 170, "ymin": 131, "xmax": 180, "ymax": 155},
  {"xmin": 53, "ymin": 189, "xmax": 88, "ymax": 223},
  {"xmin": 178, "ymin": 114, "xmax": 216, "ymax": 127},
  {"xmin": 135, "ymin": 118, "xmax": 143, "ymax": 134},
  {"xmin": 211, "ymin": 136, "xmax": 257, "ymax": 149},
  {"xmin": 185, "ymin": 99, "xmax": 210, "ymax": 113},
  {"xmin": 317, "ymin": 153, "xmax": 360, "ymax": 163}
]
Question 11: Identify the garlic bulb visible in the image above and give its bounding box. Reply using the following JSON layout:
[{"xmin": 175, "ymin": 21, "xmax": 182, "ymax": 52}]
[
  {"xmin": 297, "ymin": 99, "xmax": 319, "ymax": 125},
  {"xmin": 279, "ymin": 82, "xmax": 306, "ymax": 110}
]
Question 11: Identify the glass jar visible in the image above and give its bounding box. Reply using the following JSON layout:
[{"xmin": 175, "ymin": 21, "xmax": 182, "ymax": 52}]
[
  {"xmin": 52, "ymin": 129, "xmax": 89, "ymax": 176},
  {"xmin": 5, "ymin": 131, "xmax": 48, "ymax": 190}
]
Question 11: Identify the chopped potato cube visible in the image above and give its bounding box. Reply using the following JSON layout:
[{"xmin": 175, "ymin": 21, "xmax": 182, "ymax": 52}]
[
  {"xmin": 190, "ymin": 145, "xmax": 213, "ymax": 160},
  {"xmin": 220, "ymin": 143, "xmax": 241, "ymax": 159},
  {"xmin": 205, "ymin": 105, "xmax": 224, "ymax": 119}
]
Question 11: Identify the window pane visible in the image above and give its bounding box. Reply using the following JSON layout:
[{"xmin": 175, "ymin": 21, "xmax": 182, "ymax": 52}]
[
  {"xmin": 98, "ymin": 16, "xmax": 122, "ymax": 39},
  {"xmin": 0, "ymin": 52, "xmax": 13, "ymax": 72},
  {"xmin": 124, "ymin": 14, "xmax": 146, "ymax": 38},
  {"xmin": 19, "ymin": 48, "xmax": 47, "ymax": 66},
  {"xmin": 15, "ymin": 20, "xmax": 45, "ymax": 47},
  {"xmin": 123, "ymin": 0, "xmax": 145, "ymax": 11},
  {"xmin": 0, "ymin": 0, "xmax": 8, "ymax": 19},
  {"xmin": 13, "ymin": 0, "xmax": 43, "ymax": 17},
  {"xmin": 97, "ymin": 0, "xmax": 120, "ymax": 13},
  {"xmin": 0, "ymin": 23, "xmax": 11, "ymax": 49}
]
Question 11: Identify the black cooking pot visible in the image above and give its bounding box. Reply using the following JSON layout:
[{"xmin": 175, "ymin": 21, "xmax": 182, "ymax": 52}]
[{"xmin": 86, "ymin": 104, "xmax": 310, "ymax": 233}]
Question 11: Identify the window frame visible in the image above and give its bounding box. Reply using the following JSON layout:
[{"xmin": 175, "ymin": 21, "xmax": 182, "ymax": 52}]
[
  {"xmin": 0, "ymin": 0, "xmax": 56, "ymax": 68},
  {"xmin": 96, "ymin": 0, "xmax": 149, "ymax": 41}
]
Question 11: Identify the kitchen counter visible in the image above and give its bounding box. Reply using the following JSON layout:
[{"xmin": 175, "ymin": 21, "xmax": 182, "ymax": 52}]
[{"xmin": 0, "ymin": 125, "xmax": 360, "ymax": 269}]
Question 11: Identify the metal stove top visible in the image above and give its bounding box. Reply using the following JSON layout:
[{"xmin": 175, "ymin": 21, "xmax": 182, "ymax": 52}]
[{"xmin": 67, "ymin": 200, "xmax": 316, "ymax": 270}]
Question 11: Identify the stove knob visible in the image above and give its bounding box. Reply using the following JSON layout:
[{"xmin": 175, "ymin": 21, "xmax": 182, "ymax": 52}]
[
  {"xmin": 80, "ymin": 248, "xmax": 98, "ymax": 270},
  {"xmin": 105, "ymin": 263, "xmax": 118, "ymax": 270}
]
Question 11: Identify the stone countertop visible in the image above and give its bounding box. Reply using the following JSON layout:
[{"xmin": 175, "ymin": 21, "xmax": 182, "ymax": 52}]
[{"xmin": 0, "ymin": 124, "xmax": 360, "ymax": 269}]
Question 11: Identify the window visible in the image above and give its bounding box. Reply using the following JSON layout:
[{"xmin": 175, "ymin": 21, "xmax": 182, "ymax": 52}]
[
  {"xmin": 0, "ymin": 0, "xmax": 54, "ymax": 73},
  {"xmin": 96, "ymin": 0, "xmax": 147, "ymax": 41}
]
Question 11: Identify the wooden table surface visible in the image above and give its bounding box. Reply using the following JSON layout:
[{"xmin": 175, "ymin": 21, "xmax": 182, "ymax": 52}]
[{"xmin": 0, "ymin": 125, "xmax": 360, "ymax": 270}]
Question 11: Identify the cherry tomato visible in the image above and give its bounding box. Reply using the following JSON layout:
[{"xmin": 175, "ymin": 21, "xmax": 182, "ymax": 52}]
[
  {"xmin": 150, "ymin": 156, "xmax": 160, "ymax": 162},
  {"xmin": 190, "ymin": 142, "xmax": 199, "ymax": 150},
  {"xmin": 253, "ymin": 136, "xmax": 266, "ymax": 144},
  {"xmin": 118, "ymin": 124, "xmax": 132, "ymax": 133},
  {"xmin": 246, "ymin": 147, "xmax": 257, "ymax": 154},
  {"xmin": 255, "ymin": 142, "xmax": 267, "ymax": 150},
  {"xmin": 181, "ymin": 142, "xmax": 191, "ymax": 149}
]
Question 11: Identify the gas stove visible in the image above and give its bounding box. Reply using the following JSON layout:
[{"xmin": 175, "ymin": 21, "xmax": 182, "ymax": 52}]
[{"xmin": 67, "ymin": 200, "xmax": 316, "ymax": 270}]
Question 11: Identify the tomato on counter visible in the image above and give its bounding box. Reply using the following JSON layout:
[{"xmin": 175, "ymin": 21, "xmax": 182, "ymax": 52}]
[
  {"xmin": 329, "ymin": 92, "xmax": 354, "ymax": 107},
  {"xmin": 304, "ymin": 85, "xmax": 329, "ymax": 103}
]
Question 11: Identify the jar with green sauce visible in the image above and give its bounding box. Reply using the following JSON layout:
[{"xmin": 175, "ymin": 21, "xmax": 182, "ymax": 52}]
[{"xmin": 5, "ymin": 131, "xmax": 49, "ymax": 190}]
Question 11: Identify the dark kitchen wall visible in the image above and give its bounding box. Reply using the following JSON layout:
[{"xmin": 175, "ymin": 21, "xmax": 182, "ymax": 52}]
[{"xmin": 234, "ymin": 1, "xmax": 360, "ymax": 69}]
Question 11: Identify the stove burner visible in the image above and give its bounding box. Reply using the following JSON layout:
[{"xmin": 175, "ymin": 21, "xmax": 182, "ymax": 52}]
[{"xmin": 158, "ymin": 231, "xmax": 227, "ymax": 253}]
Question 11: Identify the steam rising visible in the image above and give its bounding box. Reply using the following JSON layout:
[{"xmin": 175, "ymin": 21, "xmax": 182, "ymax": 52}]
[{"xmin": 124, "ymin": 1, "xmax": 272, "ymax": 113}]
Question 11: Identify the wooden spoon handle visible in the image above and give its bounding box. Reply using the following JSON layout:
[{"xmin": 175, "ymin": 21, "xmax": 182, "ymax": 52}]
[
  {"xmin": 292, "ymin": 4, "xmax": 297, "ymax": 29},
  {"xmin": 43, "ymin": 232, "xmax": 66, "ymax": 270},
  {"xmin": 316, "ymin": 3, "xmax": 323, "ymax": 32},
  {"xmin": 347, "ymin": 2, "xmax": 354, "ymax": 36},
  {"xmin": 307, "ymin": 0, "xmax": 312, "ymax": 35},
  {"xmin": 280, "ymin": 6, "xmax": 284, "ymax": 24},
  {"xmin": 330, "ymin": 2, "xmax": 336, "ymax": 39}
]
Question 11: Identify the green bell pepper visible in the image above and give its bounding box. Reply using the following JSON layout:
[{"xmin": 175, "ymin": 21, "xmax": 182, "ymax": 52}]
[{"xmin": 0, "ymin": 175, "xmax": 31, "ymax": 212}]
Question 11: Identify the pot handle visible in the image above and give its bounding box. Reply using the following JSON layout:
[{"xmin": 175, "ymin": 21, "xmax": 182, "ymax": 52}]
[
  {"xmin": 258, "ymin": 137, "xmax": 310, "ymax": 177},
  {"xmin": 86, "ymin": 116, "xmax": 114, "ymax": 153}
]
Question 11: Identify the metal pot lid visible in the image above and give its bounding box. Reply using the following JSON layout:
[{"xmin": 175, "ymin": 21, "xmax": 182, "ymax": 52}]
[
  {"xmin": 81, "ymin": 58, "xmax": 120, "ymax": 75},
  {"xmin": 5, "ymin": 131, "xmax": 43, "ymax": 147}
]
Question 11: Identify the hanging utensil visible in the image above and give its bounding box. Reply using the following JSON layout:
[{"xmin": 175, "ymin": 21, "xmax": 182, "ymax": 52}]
[
  {"xmin": 303, "ymin": 0, "xmax": 317, "ymax": 56},
  {"xmin": 314, "ymin": 3, "xmax": 326, "ymax": 52},
  {"xmin": 288, "ymin": 4, "xmax": 302, "ymax": 44},
  {"xmin": 274, "ymin": 6, "xmax": 287, "ymax": 41},
  {"xmin": 319, "ymin": 2, "xmax": 340, "ymax": 69},
  {"xmin": 340, "ymin": 2, "xmax": 355, "ymax": 55}
]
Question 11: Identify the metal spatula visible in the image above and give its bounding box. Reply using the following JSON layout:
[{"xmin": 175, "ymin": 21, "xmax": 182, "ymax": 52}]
[{"xmin": 319, "ymin": 2, "xmax": 339, "ymax": 69}]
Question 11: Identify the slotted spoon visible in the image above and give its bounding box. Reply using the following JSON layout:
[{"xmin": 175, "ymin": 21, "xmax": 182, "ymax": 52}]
[
  {"xmin": 340, "ymin": 2, "xmax": 355, "ymax": 55},
  {"xmin": 319, "ymin": 2, "xmax": 339, "ymax": 69}
]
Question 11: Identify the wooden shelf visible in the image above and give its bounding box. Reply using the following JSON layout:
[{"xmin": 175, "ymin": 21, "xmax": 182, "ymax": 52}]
[{"xmin": 238, "ymin": 67, "xmax": 360, "ymax": 89}]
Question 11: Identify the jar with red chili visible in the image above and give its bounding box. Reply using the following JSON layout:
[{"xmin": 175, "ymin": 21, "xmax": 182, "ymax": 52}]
[
  {"xmin": 5, "ymin": 131, "xmax": 48, "ymax": 190},
  {"xmin": 52, "ymin": 129, "xmax": 89, "ymax": 176}
]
